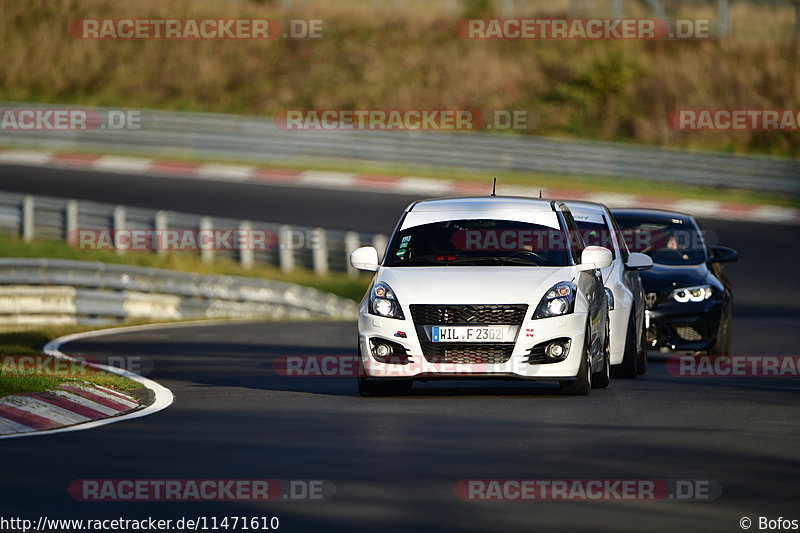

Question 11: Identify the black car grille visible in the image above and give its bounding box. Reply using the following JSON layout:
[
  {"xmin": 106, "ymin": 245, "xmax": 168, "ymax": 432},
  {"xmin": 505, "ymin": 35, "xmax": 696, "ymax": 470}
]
[
  {"xmin": 421, "ymin": 343, "xmax": 515, "ymax": 364},
  {"xmin": 410, "ymin": 304, "xmax": 528, "ymax": 325},
  {"xmin": 674, "ymin": 324, "xmax": 703, "ymax": 341}
]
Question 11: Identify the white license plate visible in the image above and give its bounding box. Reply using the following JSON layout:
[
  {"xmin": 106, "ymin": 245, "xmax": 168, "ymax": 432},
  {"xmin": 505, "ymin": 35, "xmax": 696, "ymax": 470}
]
[{"xmin": 431, "ymin": 326, "xmax": 511, "ymax": 342}]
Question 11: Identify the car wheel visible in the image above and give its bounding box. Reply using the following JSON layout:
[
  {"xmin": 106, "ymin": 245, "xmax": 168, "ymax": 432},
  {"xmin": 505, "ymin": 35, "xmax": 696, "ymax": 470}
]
[
  {"xmin": 636, "ymin": 324, "xmax": 647, "ymax": 375},
  {"xmin": 612, "ymin": 315, "xmax": 638, "ymax": 379},
  {"xmin": 707, "ymin": 325, "xmax": 731, "ymax": 356},
  {"xmin": 560, "ymin": 323, "xmax": 592, "ymax": 396},
  {"xmin": 593, "ymin": 321, "xmax": 611, "ymax": 389},
  {"xmin": 357, "ymin": 344, "xmax": 412, "ymax": 397}
]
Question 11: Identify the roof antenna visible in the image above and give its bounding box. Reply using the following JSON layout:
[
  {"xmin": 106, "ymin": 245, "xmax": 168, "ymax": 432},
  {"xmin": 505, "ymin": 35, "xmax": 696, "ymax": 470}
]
[
  {"xmin": 539, "ymin": 190, "xmax": 542, "ymax": 198},
  {"xmin": 491, "ymin": 177, "xmax": 497, "ymax": 197}
]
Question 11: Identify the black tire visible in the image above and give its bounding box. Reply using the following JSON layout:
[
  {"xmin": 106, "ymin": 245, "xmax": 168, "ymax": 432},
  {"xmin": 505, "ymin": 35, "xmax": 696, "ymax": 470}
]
[
  {"xmin": 560, "ymin": 323, "xmax": 592, "ymax": 396},
  {"xmin": 707, "ymin": 324, "xmax": 731, "ymax": 356},
  {"xmin": 636, "ymin": 320, "xmax": 647, "ymax": 374},
  {"xmin": 592, "ymin": 321, "xmax": 611, "ymax": 389},
  {"xmin": 357, "ymin": 344, "xmax": 412, "ymax": 397},
  {"xmin": 612, "ymin": 315, "xmax": 638, "ymax": 379}
]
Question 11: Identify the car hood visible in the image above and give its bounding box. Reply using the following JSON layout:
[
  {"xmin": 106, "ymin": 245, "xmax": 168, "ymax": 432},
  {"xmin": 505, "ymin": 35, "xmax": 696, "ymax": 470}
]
[
  {"xmin": 376, "ymin": 266, "xmax": 576, "ymax": 305},
  {"xmin": 640, "ymin": 262, "xmax": 710, "ymax": 294}
]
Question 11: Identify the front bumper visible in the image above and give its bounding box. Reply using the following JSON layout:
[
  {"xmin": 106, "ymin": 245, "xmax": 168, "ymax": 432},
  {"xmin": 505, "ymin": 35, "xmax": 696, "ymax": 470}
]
[
  {"xmin": 645, "ymin": 299, "xmax": 723, "ymax": 352},
  {"xmin": 358, "ymin": 309, "xmax": 588, "ymax": 380}
]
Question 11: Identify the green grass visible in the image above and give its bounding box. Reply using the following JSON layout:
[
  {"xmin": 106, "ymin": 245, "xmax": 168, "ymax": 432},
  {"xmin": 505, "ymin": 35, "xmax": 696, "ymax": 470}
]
[{"xmin": 0, "ymin": 325, "xmax": 142, "ymax": 396}]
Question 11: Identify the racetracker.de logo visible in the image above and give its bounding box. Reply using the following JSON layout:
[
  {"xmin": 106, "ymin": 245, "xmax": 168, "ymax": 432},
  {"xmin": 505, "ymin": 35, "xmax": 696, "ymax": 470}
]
[
  {"xmin": 666, "ymin": 355, "xmax": 800, "ymax": 377},
  {"xmin": 68, "ymin": 479, "xmax": 334, "ymax": 501},
  {"xmin": 0, "ymin": 109, "xmax": 140, "ymax": 131},
  {"xmin": 455, "ymin": 479, "xmax": 720, "ymax": 501},
  {"xmin": 668, "ymin": 109, "xmax": 800, "ymax": 131},
  {"xmin": 69, "ymin": 19, "xmax": 324, "ymax": 40},
  {"xmin": 455, "ymin": 18, "xmax": 684, "ymax": 39}
]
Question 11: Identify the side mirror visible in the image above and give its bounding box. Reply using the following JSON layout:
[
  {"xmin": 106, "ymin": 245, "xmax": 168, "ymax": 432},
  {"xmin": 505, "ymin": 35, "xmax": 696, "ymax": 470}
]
[
  {"xmin": 579, "ymin": 246, "xmax": 613, "ymax": 271},
  {"xmin": 710, "ymin": 245, "xmax": 738, "ymax": 263},
  {"xmin": 350, "ymin": 246, "xmax": 380, "ymax": 272},
  {"xmin": 625, "ymin": 252, "xmax": 653, "ymax": 271}
]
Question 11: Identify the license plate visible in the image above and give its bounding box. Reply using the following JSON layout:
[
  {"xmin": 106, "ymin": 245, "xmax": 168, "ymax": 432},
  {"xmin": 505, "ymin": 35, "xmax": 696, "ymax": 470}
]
[{"xmin": 431, "ymin": 326, "xmax": 510, "ymax": 342}]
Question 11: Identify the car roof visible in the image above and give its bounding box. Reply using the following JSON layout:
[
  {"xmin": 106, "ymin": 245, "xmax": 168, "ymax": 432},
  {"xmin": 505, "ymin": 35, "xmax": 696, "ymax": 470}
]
[
  {"xmin": 410, "ymin": 196, "xmax": 557, "ymax": 213},
  {"xmin": 610, "ymin": 207, "xmax": 695, "ymax": 221}
]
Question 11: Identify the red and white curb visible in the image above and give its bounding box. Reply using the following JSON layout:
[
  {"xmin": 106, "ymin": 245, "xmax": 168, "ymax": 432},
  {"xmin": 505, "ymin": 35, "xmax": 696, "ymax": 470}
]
[
  {"xmin": 0, "ymin": 322, "xmax": 177, "ymax": 440},
  {"xmin": 0, "ymin": 382, "xmax": 140, "ymax": 435},
  {"xmin": 1, "ymin": 148, "xmax": 798, "ymax": 225}
]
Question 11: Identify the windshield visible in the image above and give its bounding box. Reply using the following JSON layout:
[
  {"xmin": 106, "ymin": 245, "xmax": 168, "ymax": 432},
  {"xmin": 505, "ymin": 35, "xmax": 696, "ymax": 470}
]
[
  {"xmin": 384, "ymin": 219, "xmax": 572, "ymax": 267},
  {"xmin": 613, "ymin": 215, "xmax": 707, "ymax": 265}
]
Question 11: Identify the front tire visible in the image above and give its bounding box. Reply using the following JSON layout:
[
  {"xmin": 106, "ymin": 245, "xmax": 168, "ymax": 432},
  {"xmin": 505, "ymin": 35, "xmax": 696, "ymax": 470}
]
[
  {"xmin": 357, "ymin": 344, "xmax": 412, "ymax": 397},
  {"xmin": 560, "ymin": 324, "xmax": 592, "ymax": 396},
  {"xmin": 592, "ymin": 321, "xmax": 611, "ymax": 389}
]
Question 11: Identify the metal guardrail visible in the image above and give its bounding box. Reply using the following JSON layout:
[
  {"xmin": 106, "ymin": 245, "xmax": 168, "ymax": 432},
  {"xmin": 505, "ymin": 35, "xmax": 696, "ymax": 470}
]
[
  {"xmin": 0, "ymin": 258, "xmax": 358, "ymax": 326},
  {"xmin": 0, "ymin": 190, "xmax": 388, "ymax": 276},
  {"xmin": 1, "ymin": 102, "xmax": 798, "ymax": 195}
]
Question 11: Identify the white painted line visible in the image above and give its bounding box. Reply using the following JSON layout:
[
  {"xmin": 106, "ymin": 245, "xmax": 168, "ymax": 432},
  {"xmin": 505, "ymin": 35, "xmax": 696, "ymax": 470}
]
[
  {"xmin": 585, "ymin": 193, "xmax": 637, "ymax": 207},
  {"xmin": 395, "ymin": 177, "xmax": 455, "ymax": 195},
  {"xmin": 0, "ymin": 150, "xmax": 53, "ymax": 165},
  {"xmin": 297, "ymin": 170, "xmax": 357, "ymax": 188},
  {"xmin": 0, "ymin": 396, "xmax": 90, "ymax": 425},
  {"xmin": 50, "ymin": 390, "xmax": 121, "ymax": 416},
  {"xmin": 93, "ymin": 156, "xmax": 153, "ymax": 174},
  {"xmin": 751, "ymin": 205, "xmax": 799, "ymax": 224},
  {"xmin": 196, "ymin": 164, "xmax": 255, "ymax": 181}
]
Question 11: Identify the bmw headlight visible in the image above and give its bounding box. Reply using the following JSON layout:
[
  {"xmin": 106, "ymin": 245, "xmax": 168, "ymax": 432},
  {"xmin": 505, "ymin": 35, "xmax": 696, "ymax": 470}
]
[
  {"xmin": 533, "ymin": 282, "xmax": 577, "ymax": 319},
  {"xmin": 369, "ymin": 282, "xmax": 405, "ymax": 319},
  {"xmin": 671, "ymin": 285, "xmax": 713, "ymax": 303}
]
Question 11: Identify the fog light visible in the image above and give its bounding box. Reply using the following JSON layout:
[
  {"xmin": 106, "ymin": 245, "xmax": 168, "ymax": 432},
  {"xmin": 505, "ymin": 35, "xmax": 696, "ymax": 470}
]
[
  {"xmin": 545, "ymin": 342, "xmax": 565, "ymax": 359},
  {"xmin": 374, "ymin": 343, "xmax": 392, "ymax": 357}
]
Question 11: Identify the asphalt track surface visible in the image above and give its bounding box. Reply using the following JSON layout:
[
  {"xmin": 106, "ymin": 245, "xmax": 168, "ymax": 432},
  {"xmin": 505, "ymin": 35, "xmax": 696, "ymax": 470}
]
[{"xmin": 1, "ymin": 164, "xmax": 799, "ymax": 533}]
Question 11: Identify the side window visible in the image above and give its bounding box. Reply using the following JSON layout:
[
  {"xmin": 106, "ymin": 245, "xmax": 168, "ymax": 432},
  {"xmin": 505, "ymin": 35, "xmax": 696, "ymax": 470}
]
[{"xmin": 559, "ymin": 206, "xmax": 585, "ymax": 264}]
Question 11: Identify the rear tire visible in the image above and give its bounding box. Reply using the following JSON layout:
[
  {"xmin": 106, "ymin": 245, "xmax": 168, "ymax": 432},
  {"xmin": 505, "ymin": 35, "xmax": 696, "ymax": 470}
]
[
  {"xmin": 592, "ymin": 321, "xmax": 611, "ymax": 389},
  {"xmin": 612, "ymin": 316, "xmax": 638, "ymax": 379},
  {"xmin": 560, "ymin": 324, "xmax": 592, "ymax": 396}
]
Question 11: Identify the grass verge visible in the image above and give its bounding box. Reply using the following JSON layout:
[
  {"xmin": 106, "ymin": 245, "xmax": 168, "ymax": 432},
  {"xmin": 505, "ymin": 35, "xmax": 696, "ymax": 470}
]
[{"xmin": 0, "ymin": 325, "xmax": 141, "ymax": 397}]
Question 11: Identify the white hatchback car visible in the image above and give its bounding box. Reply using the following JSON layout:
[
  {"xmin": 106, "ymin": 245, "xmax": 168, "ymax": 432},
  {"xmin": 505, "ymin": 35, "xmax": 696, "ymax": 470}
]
[
  {"xmin": 350, "ymin": 197, "xmax": 613, "ymax": 396},
  {"xmin": 566, "ymin": 201, "xmax": 653, "ymax": 378}
]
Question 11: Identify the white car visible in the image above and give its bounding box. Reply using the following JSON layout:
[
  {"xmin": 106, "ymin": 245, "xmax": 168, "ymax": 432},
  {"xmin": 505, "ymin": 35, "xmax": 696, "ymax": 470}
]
[
  {"xmin": 566, "ymin": 201, "xmax": 653, "ymax": 378},
  {"xmin": 350, "ymin": 196, "xmax": 613, "ymax": 396}
]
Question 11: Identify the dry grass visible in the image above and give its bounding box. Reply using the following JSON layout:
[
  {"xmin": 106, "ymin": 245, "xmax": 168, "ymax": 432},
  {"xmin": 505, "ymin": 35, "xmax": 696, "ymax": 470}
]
[{"xmin": 1, "ymin": 0, "xmax": 799, "ymax": 156}]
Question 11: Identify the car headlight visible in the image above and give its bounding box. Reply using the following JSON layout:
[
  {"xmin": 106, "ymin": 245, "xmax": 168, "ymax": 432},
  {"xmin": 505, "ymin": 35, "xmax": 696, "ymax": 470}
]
[
  {"xmin": 533, "ymin": 282, "xmax": 577, "ymax": 319},
  {"xmin": 369, "ymin": 282, "xmax": 405, "ymax": 319},
  {"xmin": 671, "ymin": 285, "xmax": 713, "ymax": 303}
]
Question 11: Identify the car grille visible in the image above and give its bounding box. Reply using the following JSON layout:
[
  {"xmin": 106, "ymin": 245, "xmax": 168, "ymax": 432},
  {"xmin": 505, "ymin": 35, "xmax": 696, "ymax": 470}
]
[
  {"xmin": 675, "ymin": 324, "xmax": 703, "ymax": 341},
  {"xmin": 421, "ymin": 343, "xmax": 514, "ymax": 364},
  {"xmin": 410, "ymin": 304, "xmax": 528, "ymax": 325}
]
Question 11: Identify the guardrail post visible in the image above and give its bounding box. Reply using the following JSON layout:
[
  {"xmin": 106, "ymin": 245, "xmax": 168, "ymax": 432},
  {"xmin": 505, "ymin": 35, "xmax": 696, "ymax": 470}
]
[
  {"xmin": 372, "ymin": 234, "xmax": 388, "ymax": 263},
  {"xmin": 65, "ymin": 200, "xmax": 78, "ymax": 242},
  {"xmin": 795, "ymin": 2, "xmax": 800, "ymax": 39},
  {"xmin": 717, "ymin": 0, "xmax": 730, "ymax": 38},
  {"xmin": 501, "ymin": 0, "xmax": 514, "ymax": 17},
  {"xmin": 154, "ymin": 210, "xmax": 168, "ymax": 256},
  {"xmin": 113, "ymin": 205, "xmax": 126, "ymax": 255},
  {"xmin": 239, "ymin": 220, "xmax": 254, "ymax": 270},
  {"xmin": 344, "ymin": 231, "xmax": 361, "ymax": 278},
  {"xmin": 21, "ymin": 195, "xmax": 34, "ymax": 242},
  {"xmin": 312, "ymin": 228, "xmax": 329, "ymax": 275},
  {"xmin": 611, "ymin": 0, "xmax": 622, "ymax": 18},
  {"xmin": 279, "ymin": 225, "xmax": 295, "ymax": 273},
  {"xmin": 199, "ymin": 216, "xmax": 214, "ymax": 264}
]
